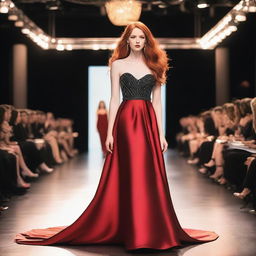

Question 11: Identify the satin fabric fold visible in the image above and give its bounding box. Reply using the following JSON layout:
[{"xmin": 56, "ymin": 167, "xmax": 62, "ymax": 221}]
[{"xmin": 15, "ymin": 100, "xmax": 218, "ymax": 250}]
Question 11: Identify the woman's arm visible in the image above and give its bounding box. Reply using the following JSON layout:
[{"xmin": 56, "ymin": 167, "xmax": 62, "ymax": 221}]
[
  {"xmin": 105, "ymin": 61, "xmax": 120, "ymax": 153},
  {"xmin": 152, "ymin": 84, "xmax": 168, "ymax": 153}
]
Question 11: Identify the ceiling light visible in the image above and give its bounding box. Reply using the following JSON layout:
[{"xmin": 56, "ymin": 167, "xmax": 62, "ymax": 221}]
[
  {"xmin": 92, "ymin": 44, "xmax": 100, "ymax": 50},
  {"xmin": 46, "ymin": 1, "xmax": 60, "ymax": 11},
  {"xmin": 0, "ymin": 0, "xmax": 9, "ymax": 13},
  {"xmin": 56, "ymin": 44, "xmax": 64, "ymax": 51},
  {"xmin": 66, "ymin": 45, "xmax": 73, "ymax": 51},
  {"xmin": 14, "ymin": 20, "xmax": 24, "ymax": 27},
  {"xmin": 242, "ymin": 0, "xmax": 256, "ymax": 12},
  {"xmin": 21, "ymin": 28, "xmax": 30, "ymax": 34},
  {"xmin": 8, "ymin": 14, "xmax": 18, "ymax": 20},
  {"xmin": 105, "ymin": 0, "xmax": 142, "ymax": 26},
  {"xmin": 234, "ymin": 11, "xmax": 247, "ymax": 21},
  {"xmin": 158, "ymin": 3, "xmax": 167, "ymax": 8},
  {"xmin": 197, "ymin": 1, "xmax": 209, "ymax": 9}
]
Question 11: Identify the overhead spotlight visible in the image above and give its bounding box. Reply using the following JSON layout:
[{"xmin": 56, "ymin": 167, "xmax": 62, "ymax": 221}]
[
  {"xmin": 8, "ymin": 14, "xmax": 18, "ymax": 21},
  {"xmin": 234, "ymin": 11, "xmax": 247, "ymax": 22},
  {"xmin": 66, "ymin": 44, "xmax": 73, "ymax": 51},
  {"xmin": 14, "ymin": 20, "xmax": 24, "ymax": 27},
  {"xmin": 197, "ymin": 0, "xmax": 209, "ymax": 9},
  {"xmin": 242, "ymin": 0, "xmax": 256, "ymax": 13},
  {"xmin": 56, "ymin": 44, "xmax": 64, "ymax": 51},
  {"xmin": 21, "ymin": 28, "xmax": 30, "ymax": 34},
  {"xmin": 46, "ymin": 0, "xmax": 60, "ymax": 11},
  {"xmin": 92, "ymin": 44, "xmax": 100, "ymax": 50},
  {"xmin": 158, "ymin": 3, "xmax": 167, "ymax": 8},
  {"xmin": 0, "ymin": 0, "xmax": 9, "ymax": 13}
]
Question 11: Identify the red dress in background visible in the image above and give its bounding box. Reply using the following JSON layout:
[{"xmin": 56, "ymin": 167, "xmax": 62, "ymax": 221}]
[
  {"xmin": 97, "ymin": 112, "xmax": 108, "ymax": 155},
  {"xmin": 15, "ymin": 73, "xmax": 218, "ymax": 250}
]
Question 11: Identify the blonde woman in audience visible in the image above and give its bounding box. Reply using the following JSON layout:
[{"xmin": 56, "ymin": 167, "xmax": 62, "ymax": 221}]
[
  {"xmin": 187, "ymin": 111, "xmax": 216, "ymax": 165},
  {"xmin": 0, "ymin": 122, "xmax": 31, "ymax": 189},
  {"xmin": 43, "ymin": 113, "xmax": 63, "ymax": 164},
  {"xmin": 204, "ymin": 103, "xmax": 237, "ymax": 181}
]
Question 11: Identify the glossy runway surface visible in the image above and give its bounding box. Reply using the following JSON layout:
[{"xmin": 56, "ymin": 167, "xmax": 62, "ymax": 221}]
[{"xmin": 1, "ymin": 150, "xmax": 256, "ymax": 256}]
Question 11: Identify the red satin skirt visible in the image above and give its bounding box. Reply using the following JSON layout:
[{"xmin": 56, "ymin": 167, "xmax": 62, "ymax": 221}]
[{"xmin": 15, "ymin": 99, "xmax": 218, "ymax": 250}]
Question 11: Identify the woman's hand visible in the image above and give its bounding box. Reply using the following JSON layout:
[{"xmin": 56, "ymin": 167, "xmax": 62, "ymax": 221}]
[
  {"xmin": 105, "ymin": 135, "xmax": 114, "ymax": 154},
  {"xmin": 244, "ymin": 156, "xmax": 255, "ymax": 166},
  {"xmin": 160, "ymin": 135, "xmax": 168, "ymax": 153}
]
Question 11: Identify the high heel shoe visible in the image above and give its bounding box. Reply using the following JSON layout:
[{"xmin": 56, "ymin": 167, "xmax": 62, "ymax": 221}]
[
  {"xmin": 204, "ymin": 158, "xmax": 215, "ymax": 168},
  {"xmin": 17, "ymin": 182, "xmax": 31, "ymax": 189},
  {"xmin": 233, "ymin": 192, "xmax": 251, "ymax": 209},
  {"xmin": 22, "ymin": 169, "xmax": 39, "ymax": 178},
  {"xmin": 233, "ymin": 192, "xmax": 249, "ymax": 199},
  {"xmin": 39, "ymin": 163, "xmax": 54, "ymax": 173},
  {"xmin": 187, "ymin": 158, "xmax": 199, "ymax": 165},
  {"xmin": 217, "ymin": 177, "xmax": 227, "ymax": 185},
  {"xmin": 209, "ymin": 165, "xmax": 223, "ymax": 180},
  {"xmin": 22, "ymin": 172, "xmax": 39, "ymax": 178},
  {"xmin": 55, "ymin": 159, "xmax": 63, "ymax": 165},
  {"xmin": 0, "ymin": 206, "xmax": 8, "ymax": 211},
  {"xmin": 41, "ymin": 167, "xmax": 54, "ymax": 173},
  {"xmin": 198, "ymin": 167, "xmax": 207, "ymax": 174}
]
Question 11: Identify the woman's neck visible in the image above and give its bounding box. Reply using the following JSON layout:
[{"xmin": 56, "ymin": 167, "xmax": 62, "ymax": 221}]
[{"xmin": 127, "ymin": 50, "xmax": 144, "ymax": 62}]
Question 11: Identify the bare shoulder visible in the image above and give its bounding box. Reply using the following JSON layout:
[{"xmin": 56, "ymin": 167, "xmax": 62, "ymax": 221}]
[
  {"xmin": 112, "ymin": 59, "xmax": 127, "ymax": 77},
  {"xmin": 110, "ymin": 59, "xmax": 121, "ymax": 74},
  {"xmin": 111, "ymin": 59, "xmax": 123, "ymax": 69}
]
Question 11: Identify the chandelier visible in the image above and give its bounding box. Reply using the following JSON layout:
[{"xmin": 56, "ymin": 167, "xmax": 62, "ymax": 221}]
[{"xmin": 105, "ymin": 0, "xmax": 142, "ymax": 26}]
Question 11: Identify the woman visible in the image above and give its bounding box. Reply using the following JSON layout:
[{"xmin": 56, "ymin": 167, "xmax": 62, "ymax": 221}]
[
  {"xmin": 15, "ymin": 22, "xmax": 218, "ymax": 250},
  {"xmin": 96, "ymin": 100, "xmax": 108, "ymax": 156},
  {"xmin": 221, "ymin": 98, "xmax": 254, "ymax": 187},
  {"xmin": 204, "ymin": 103, "xmax": 237, "ymax": 181},
  {"xmin": 10, "ymin": 109, "xmax": 53, "ymax": 174},
  {"xmin": 233, "ymin": 97, "xmax": 256, "ymax": 198},
  {"xmin": 0, "ymin": 120, "xmax": 31, "ymax": 188}
]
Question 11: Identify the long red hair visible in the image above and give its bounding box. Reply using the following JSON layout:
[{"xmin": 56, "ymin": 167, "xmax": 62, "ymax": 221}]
[{"xmin": 108, "ymin": 22, "xmax": 169, "ymax": 85}]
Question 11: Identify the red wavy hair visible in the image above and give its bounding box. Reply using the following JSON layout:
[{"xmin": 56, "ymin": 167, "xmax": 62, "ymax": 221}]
[{"xmin": 108, "ymin": 22, "xmax": 169, "ymax": 85}]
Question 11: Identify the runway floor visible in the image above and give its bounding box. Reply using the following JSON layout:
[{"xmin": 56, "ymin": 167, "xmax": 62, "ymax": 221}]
[{"xmin": 1, "ymin": 150, "xmax": 256, "ymax": 256}]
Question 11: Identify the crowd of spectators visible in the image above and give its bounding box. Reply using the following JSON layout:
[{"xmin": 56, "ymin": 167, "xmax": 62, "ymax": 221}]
[
  {"xmin": 0, "ymin": 104, "xmax": 78, "ymax": 214},
  {"xmin": 177, "ymin": 97, "xmax": 256, "ymax": 213}
]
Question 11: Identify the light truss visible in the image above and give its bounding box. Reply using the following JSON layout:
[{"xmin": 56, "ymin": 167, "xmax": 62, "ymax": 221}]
[{"xmin": 0, "ymin": 0, "xmax": 255, "ymax": 50}]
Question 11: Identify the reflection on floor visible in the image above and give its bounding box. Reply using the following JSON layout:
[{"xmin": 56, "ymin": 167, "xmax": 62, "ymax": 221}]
[{"xmin": 1, "ymin": 150, "xmax": 256, "ymax": 256}]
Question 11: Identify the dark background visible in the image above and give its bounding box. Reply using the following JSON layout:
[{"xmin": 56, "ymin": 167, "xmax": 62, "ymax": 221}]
[{"xmin": 0, "ymin": 7, "xmax": 255, "ymax": 151}]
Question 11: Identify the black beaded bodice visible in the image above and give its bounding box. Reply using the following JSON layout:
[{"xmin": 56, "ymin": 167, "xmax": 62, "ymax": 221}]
[{"xmin": 120, "ymin": 72, "xmax": 156, "ymax": 101}]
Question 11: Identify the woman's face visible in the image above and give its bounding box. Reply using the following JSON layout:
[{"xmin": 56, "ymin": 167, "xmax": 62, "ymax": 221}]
[
  {"xmin": 47, "ymin": 112, "xmax": 54, "ymax": 120},
  {"xmin": 40, "ymin": 114, "xmax": 46, "ymax": 123},
  {"xmin": 99, "ymin": 102, "xmax": 105, "ymax": 109},
  {"xmin": 127, "ymin": 27, "xmax": 146, "ymax": 52},
  {"xmin": 4, "ymin": 109, "xmax": 11, "ymax": 122},
  {"xmin": 29, "ymin": 112, "xmax": 36, "ymax": 123},
  {"xmin": 20, "ymin": 112, "xmax": 28, "ymax": 124},
  {"xmin": 223, "ymin": 112, "xmax": 229, "ymax": 124}
]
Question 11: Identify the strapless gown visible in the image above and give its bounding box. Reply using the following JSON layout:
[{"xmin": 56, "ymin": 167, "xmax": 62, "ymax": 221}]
[{"xmin": 15, "ymin": 72, "xmax": 218, "ymax": 250}]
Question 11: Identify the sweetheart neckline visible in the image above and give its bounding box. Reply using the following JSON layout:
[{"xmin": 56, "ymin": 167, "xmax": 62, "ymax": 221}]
[{"xmin": 120, "ymin": 72, "xmax": 154, "ymax": 81}]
